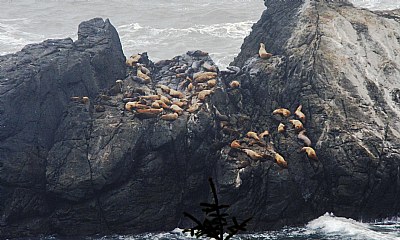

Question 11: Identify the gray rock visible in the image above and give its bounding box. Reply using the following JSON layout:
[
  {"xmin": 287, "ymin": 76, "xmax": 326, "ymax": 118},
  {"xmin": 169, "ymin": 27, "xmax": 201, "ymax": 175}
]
[{"xmin": 1, "ymin": 0, "xmax": 400, "ymax": 237}]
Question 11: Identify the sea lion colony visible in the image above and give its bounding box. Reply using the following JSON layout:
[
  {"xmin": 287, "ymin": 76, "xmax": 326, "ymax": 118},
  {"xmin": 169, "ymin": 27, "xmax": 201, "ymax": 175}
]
[
  {"xmin": 227, "ymin": 104, "xmax": 318, "ymax": 175},
  {"xmin": 69, "ymin": 46, "xmax": 318, "ymax": 188}
]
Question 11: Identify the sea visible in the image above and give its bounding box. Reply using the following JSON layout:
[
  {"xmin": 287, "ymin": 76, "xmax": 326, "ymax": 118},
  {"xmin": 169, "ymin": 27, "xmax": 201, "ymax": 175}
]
[{"xmin": 1, "ymin": 0, "xmax": 400, "ymax": 239}]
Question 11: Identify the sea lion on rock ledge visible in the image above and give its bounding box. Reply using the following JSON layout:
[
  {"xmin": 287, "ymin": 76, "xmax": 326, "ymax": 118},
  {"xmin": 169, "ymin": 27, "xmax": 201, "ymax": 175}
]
[
  {"xmin": 301, "ymin": 147, "xmax": 318, "ymax": 160},
  {"xmin": 259, "ymin": 43, "xmax": 273, "ymax": 59}
]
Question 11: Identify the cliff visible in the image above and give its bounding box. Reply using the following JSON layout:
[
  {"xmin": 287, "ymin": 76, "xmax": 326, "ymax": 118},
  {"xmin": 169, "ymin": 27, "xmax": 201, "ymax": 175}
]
[{"xmin": 1, "ymin": 0, "xmax": 400, "ymax": 238}]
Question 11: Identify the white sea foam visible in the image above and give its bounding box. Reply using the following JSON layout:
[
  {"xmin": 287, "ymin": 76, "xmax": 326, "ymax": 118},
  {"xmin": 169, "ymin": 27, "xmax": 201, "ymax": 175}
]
[{"xmin": 307, "ymin": 213, "xmax": 400, "ymax": 240}]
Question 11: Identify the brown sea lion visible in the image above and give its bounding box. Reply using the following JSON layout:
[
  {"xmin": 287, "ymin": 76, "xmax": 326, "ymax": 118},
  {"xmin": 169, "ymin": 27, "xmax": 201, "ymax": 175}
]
[
  {"xmin": 193, "ymin": 72, "xmax": 218, "ymax": 83},
  {"xmin": 274, "ymin": 153, "xmax": 288, "ymax": 168},
  {"xmin": 229, "ymin": 80, "xmax": 240, "ymax": 89},
  {"xmin": 198, "ymin": 89, "xmax": 213, "ymax": 101},
  {"xmin": 161, "ymin": 112, "xmax": 179, "ymax": 121},
  {"xmin": 289, "ymin": 119, "xmax": 304, "ymax": 131},
  {"xmin": 301, "ymin": 147, "xmax": 318, "ymax": 160},
  {"xmin": 278, "ymin": 123, "xmax": 286, "ymax": 133},
  {"xmin": 295, "ymin": 105, "xmax": 306, "ymax": 123},
  {"xmin": 230, "ymin": 140, "xmax": 242, "ymax": 149},
  {"xmin": 259, "ymin": 130, "xmax": 269, "ymax": 139},
  {"xmin": 125, "ymin": 101, "xmax": 150, "ymax": 111},
  {"xmin": 170, "ymin": 104, "xmax": 184, "ymax": 115},
  {"xmin": 259, "ymin": 43, "xmax": 273, "ymax": 59},
  {"xmin": 187, "ymin": 102, "xmax": 202, "ymax": 113},
  {"xmin": 140, "ymin": 95, "xmax": 161, "ymax": 101},
  {"xmin": 207, "ymin": 79, "xmax": 217, "ymax": 88},
  {"xmin": 242, "ymin": 149, "xmax": 263, "ymax": 160},
  {"xmin": 273, "ymin": 108, "xmax": 291, "ymax": 117},
  {"xmin": 169, "ymin": 89, "xmax": 185, "ymax": 99},
  {"xmin": 246, "ymin": 131, "xmax": 260, "ymax": 141},
  {"xmin": 126, "ymin": 54, "xmax": 141, "ymax": 66}
]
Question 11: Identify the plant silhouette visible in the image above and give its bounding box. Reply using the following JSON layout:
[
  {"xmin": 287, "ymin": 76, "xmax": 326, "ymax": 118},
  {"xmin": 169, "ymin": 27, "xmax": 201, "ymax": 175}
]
[{"xmin": 183, "ymin": 177, "xmax": 252, "ymax": 240}]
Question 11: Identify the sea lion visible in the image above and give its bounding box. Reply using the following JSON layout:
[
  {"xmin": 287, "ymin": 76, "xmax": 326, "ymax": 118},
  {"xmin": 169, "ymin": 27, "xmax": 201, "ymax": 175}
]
[
  {"xmin": 82, "ymin": 96, "xmax": 90, "ymax": 104},
  {"xmin": 160, "ymin": 95, "xmax": 172, "ymax": 105},
  {"xmin": 172, "ymin": 100, "xmax": 187, "ymax": 108},
  {"xmin": 126, "ymin": 54, "xmax": 141, "ymax": 66},
  {"xmin": 273, "ymin": 108, "xmax": 291, "ymax": 117},
  {"xmin": 157, "ymin": 84, "xmax": 170, "ymax": 93},
  {"xmin": 115, "ymin": 79, "xmax": 123, "ymax": 86},
  {"xmin": 170, "ymin": 104, "xmax": 184, "ymax": 115},
  {"xmin": 137, "ymin": 64, "xmax": 151, "ymax": 75},
  {"xmin": 70, "ymin": 96, "xmax": 81, "ymax": 102},
  {"xmin": 230, "ymin": 140, "xmax": 242, "ymax": 149},
  {"xmin": 289, "ymin": 119, "xmax": 304, "ymax": 131},
  {"xmin": 207, "ymin": 79, "xmax": 217, "ymax": 88},
  {"xmin": 301, "ymin": 147, "xmax": 318, "ymax": 160},
  {"xmin": 246, "ymin": 131, "xmax": 260, "ymax": 141},
  {"xmin": 235, "ymin": 168, "xmax": 244, "ymax": 188},
  {"xmin": 136, "ymin": 108, "xmax": 163, "ymax": 114},
  {"xmin": 295, "ymin": 105, "xmax": 306, "ymax": 123},
  {"xmin": 169, "ymin": 89, "xmax": 185, "ymax": 99},
  {"xmin": 140, "ymin": 95, "xmax": 161, "ymax": 101},
  {"xmin": 125, "ymin": 101, "xmax": 150, "ymax": 111},
  {"xmin": 259, "ymin": 43, "xmax": 273, "ymax": 59},
  {"xmin": 137, "ymin": 66, "xmax": 150, "ymax": 83},
  {"xmin": 202, "ymin": 62, "xmax": 218, "ymax": 72},
  {"xmin": 274, "ymin": 153, "xmax": 288, "ymax": 168},
  {"xmin": 187, "ymin": 50, "xmax": 208, "ymax": 57},
  {"xmin": 278, "ymin": 123, "xmax": 286, "ymax": 133},
  {"xmin": 187, "ymin": 102, "xmax": 202, "ymax": 113},
  {"xmin": 242, "ymin": 149, "xmax": 263, "ymax": 160},
  {"xmin": 155, "ymin": 100, "xmax": 170, "ymax": 109},
  {"xmin": 187, "ymin": 82, "xmax": 194, "ymax": 92},
  {"xmin": 194, "ymin": 72, "xmax": 218, "ymax": 83},
  {"xmin": 298, "ymin": 130, "xmax": 311, "ymax": 146},
  {"xmin": 135, "ymin": 108, "xmax": 163, "ymax": 119},
  {"xmin": 151, "ymin": 101, "xmax": 161, "ymax": 109},
  {"xmin": 161, "ymin": 112, "xmax": 179, "ymax": 121},
  {"xmin": 198, "ymin": 89, "xmax": 213, "ymax": 101},
  {"xmin": 229, "ymin": 80, "xmax": 240, "ymax": 89},
  {"xmin": 259, "ymin": 130, "xmax": 269, "ymax": 139}
]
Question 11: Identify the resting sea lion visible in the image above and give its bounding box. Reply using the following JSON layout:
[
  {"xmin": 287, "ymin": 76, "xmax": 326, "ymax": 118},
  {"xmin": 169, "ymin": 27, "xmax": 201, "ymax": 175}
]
[
  {"xmin": 273, "ymin": 108, "xmax": 291, "ymax": 117},
  {"xmin": 242, "ymin": 149, "xmax": 263, "ymax": 160},
  {"xmin": 301, "ymin": 147, "xmax": 318, "ymax": 160},
  {"xmin": 289, "ymin": 119, "xmax": 304, "ymax": 131},
  {"xmin": 278, "ymin": 123, "xmax": 286, "ymax": 133},
  {"xmin": 259, "ymin": 130, "xmax": 269, "ymax": 139},
  {"xmin": 259, "ymin": 43, "xmax": 273, "ymax": 59},
  {"xmin": 229, "ymin": 80, "xmax": 240, "ymax": 89},
  {"xmin": 230, "ymin": 140, "xmax": 242, "ymax": 149},
  {"xmin": 275, "ymin": 153, "xmax": 288, "ymax": 168},
  {"xmin": 161, "ymin": 113, "xmax": 179, "ymax": 121},
  {"xmin": 295, "ymin": 105, "xmax": 306, "ymax": 123},
  {"xmin": 246, "ymin": 131, "xmax": 260, "ymax": 141},
  {"xmin": 298, "ymin": 130, "xmax": 311, "ymax": 146}
]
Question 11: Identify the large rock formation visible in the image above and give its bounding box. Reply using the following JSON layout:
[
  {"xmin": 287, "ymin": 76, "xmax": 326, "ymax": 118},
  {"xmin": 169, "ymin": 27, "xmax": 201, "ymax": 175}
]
[{"xmin": 1, "ymin": 0, "xmax": 400, "ymax": 238}]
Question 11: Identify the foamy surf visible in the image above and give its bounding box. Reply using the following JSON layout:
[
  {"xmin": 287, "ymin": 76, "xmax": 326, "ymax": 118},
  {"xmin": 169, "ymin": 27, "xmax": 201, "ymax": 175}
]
[{"xmin": 306, "ymin": 213, "xmax": 400, "ymax": 240}]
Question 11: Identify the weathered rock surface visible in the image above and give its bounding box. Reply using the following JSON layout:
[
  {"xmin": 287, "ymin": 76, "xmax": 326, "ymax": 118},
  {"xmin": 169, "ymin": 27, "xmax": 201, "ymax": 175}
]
[{"xmin": 1, "ymin": 0, "xmax": 400, "ymax": 238}]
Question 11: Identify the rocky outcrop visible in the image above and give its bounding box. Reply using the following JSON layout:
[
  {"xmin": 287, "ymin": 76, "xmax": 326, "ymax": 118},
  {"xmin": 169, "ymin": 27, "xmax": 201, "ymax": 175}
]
[
  {"xmin": 223, "ymin": 0, "xmax": 400, "ymax": 229},
  {"xmin": 1, "ymin": 0, "xmax": 400, "ymax": 238},
  {"xmin": 0, "ymin": 18, "xmax": 125, "ymax": 237}
]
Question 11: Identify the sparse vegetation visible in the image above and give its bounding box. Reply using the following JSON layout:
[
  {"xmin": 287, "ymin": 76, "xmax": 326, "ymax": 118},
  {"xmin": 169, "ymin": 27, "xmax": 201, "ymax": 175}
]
[{"xmin": 183, "ymin": 177, "xmax": 252, "ymax": 240}]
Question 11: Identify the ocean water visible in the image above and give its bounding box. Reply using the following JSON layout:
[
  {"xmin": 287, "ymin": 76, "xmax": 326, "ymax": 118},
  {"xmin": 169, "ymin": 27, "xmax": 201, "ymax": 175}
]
[
  {"xmin": 1, "ymin": 0, "xmax": 399, "ymax": 67},
  {"xmin": 1, "ymin": 1, "xmax": 400, "ymax": 239},
  {"xmin": 34, "ymin": 213, "xmax": 400, "ymax": 240}
]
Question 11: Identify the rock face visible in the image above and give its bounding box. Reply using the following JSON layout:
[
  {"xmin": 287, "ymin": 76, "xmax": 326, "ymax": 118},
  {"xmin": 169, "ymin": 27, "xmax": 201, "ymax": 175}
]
[
  {"xmin": 1, "ymin": 0, "xmax": 400, "ymax": 238},
  {"xmin": 0, "ymin": 18, "xmax": 126, "ymax": 237}
]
